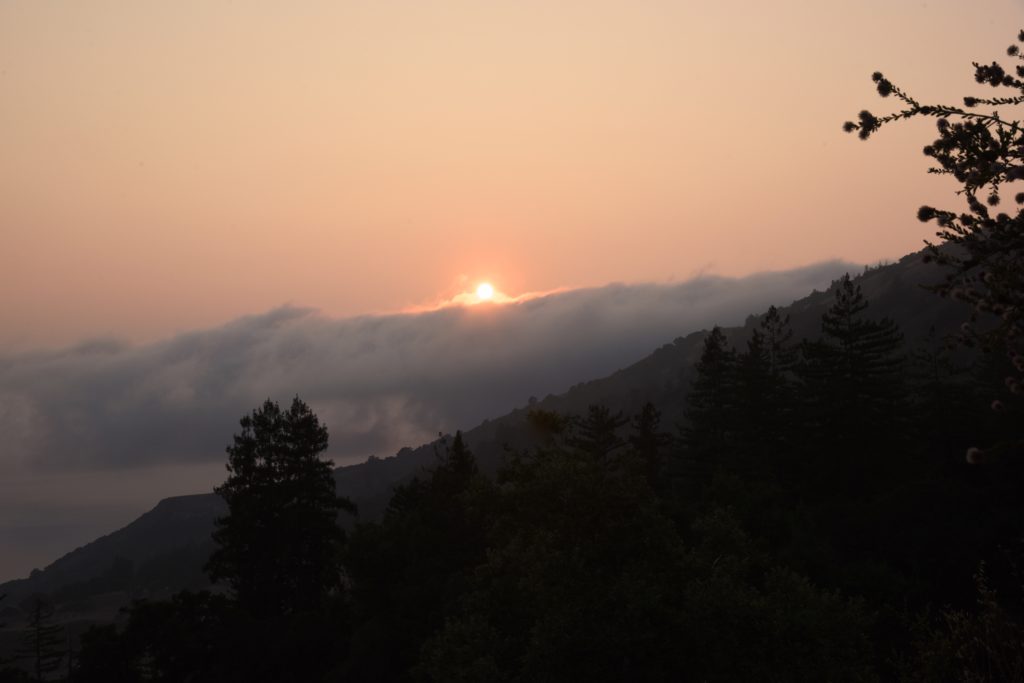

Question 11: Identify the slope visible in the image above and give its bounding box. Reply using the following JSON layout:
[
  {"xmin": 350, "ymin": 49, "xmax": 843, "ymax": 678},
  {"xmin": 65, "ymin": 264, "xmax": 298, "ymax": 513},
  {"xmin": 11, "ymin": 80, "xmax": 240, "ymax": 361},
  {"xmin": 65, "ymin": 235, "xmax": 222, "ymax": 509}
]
[{"xmin": 0, "ymin": 250, "xmax": 962, "ymax": 614}]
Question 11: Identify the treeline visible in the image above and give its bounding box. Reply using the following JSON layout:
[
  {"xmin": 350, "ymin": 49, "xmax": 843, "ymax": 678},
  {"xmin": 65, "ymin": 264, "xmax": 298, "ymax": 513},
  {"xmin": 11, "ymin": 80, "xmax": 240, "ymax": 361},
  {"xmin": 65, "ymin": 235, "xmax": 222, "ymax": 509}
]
[{"xmin": 3, "ymin": 274, "xmax": 1023, "ymax": 682}]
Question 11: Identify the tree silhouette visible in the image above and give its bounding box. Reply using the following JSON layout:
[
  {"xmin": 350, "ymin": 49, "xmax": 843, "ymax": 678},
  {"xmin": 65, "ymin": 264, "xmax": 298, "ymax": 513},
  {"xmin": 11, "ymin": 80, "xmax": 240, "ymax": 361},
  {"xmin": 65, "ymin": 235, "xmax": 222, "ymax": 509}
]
[
  {"xmin": 734, "ymin": 308, "xmax": 798, "ymax": 476},
  {"xmin": 15, "ymin": 596, "xmax": 63, "ymax": 682},
  {"xmin": 757, "ymin": 305, "xmax": 798, "ymax": 376},
  {"xmin": 627, "ymin": 402, "xmax": 671, "ymax": 486},
  {"xmin": 845, "ymin": 31, "xmax": 1023, "ymax": 450},
  {"xmin": 800, "ymin": 275, "xmax": 905, "ymax": 442},
  {"xmin": 0, "ymin": 594, "xmax": 19, "ymax": 682},
  {"xmin": 420, "ymin": 434, "xmax": 875, "ymax": 681},
  {"xmin": 206, "ymin": 396, "xmax": 356, "ymax": 618},
  {"xmin": 793, "ymin": 275, "xmax": 907, "ymax": 502},
  {"xmin": 683, "ymin": 326, "xmax": 737, "ymax": 468},
  {"xmin": 344, "ymin": 431, "xmax": 494, "ymax": 680},
  {"xmin": 570, "ymin": 404, "xmax": 628, "ymax": 459}
]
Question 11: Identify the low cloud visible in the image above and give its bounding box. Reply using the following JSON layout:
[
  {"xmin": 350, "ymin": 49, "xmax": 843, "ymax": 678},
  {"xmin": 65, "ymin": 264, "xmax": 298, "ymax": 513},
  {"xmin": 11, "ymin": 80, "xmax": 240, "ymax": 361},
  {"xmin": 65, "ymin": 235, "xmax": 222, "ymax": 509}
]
[{"xmin": 0, "ymin": 261, "xmax": 853, "ymax": 476}]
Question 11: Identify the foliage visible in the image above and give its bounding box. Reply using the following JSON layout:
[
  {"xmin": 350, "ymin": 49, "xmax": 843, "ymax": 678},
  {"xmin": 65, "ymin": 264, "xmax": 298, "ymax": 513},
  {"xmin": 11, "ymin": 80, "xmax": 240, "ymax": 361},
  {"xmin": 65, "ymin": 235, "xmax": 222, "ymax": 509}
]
[
  {"xmin": 343, "ymin": 431, "xmax": 496, "ymax": 680},
  {"xmin": 682, "ymin": 326, "xmax": 738, "ymax": 464},
  {"xmin": 902, "ymin": 567, "xmax": 1024, "ymax": 683},
  {"xmin": 74, "ymin": 397, "xmax": 359, "ymax": 681},
  {"xmin": 628, "ymin": 401, "xmax": 672, "ymax": 487},
  {"xmin": 568, "ymin": 404, "xmax": 629, "ymax": 458},
  {"xmin": 799, "ymin": 274, "xmax": 905, "ymax": 458},
  {"xmin": 15, "ymin": 596, "xmax": 63, "ymax": 683},
  {"xmin": 845, "ymin": 31, "xmax": 1024, "ymax": 453},
  {"xmin": 734, "ymin": 306, "xmax": 798, "ymax": 463},
  {"xmin": 73, "ymin": 590, "xmax": 350, "ymax": 683},
  {"xmin": 0, "ymin": 594, "xmax": 28, "ymax": 683},
  {"xmin": 419, "ymin": 443, "xmax": 875, "ymax": 682},
  {"xmin": 69, "ymin": 271, "xmax": 1024, "ymax": 680},
  {"xmin": 206, "ymin": 396, "xmax": 356, "ymax": 618}
]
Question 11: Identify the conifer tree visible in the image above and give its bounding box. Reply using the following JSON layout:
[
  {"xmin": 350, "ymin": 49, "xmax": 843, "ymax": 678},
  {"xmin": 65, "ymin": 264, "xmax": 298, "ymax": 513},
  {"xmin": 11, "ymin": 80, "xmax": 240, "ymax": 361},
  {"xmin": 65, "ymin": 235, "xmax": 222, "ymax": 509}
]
[
  {"xmin": 206, "ymin": 396, "xmax": 355, "ymax": 618},
  {"xmin": 800, "ymin": 275, "xmax": 905, "ymax": 477},
  {"xmin": 16, "ymin": 596, "xmax": 63, "ymax": 682},
  {"xmin": 345, "ymin": 431, "xmax": 493, "ymax": 680},
  {"xmin": 735, "ymin": 308, "xmax": 798, "ymax": 466},
  {"xmin": 683, "ymin": 326, "xmax": 738, "ymax": 464},
  {"xmin": 758, "ymin": 305, "xmax": 798, "ymax": 376},
  {"xmin": 571, "ymin": 404, "xmax": 628, "ymax": 459},
  {"xmin": 628, "ymin": 402, "xmax": 671, "ymax": 486}
]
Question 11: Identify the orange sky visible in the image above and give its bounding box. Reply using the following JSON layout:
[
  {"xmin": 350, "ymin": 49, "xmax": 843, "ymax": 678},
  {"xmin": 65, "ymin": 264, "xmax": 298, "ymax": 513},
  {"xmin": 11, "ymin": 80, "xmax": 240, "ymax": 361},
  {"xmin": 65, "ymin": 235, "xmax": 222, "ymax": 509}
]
[{"xmin": 2, "ymin": 0, "xmax": 1021, "ymax": 350}]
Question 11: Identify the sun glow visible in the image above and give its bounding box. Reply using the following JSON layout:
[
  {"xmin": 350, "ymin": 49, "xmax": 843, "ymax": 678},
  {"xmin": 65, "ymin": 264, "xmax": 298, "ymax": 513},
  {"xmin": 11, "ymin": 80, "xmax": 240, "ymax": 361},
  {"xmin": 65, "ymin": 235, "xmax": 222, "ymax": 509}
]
[
  {"xmin": 476, "ymin": 283, "xmax": 495, "ymax": 301},
  {"xmin": 403, "ymin": 279, "xmax": 565, "ymax": 313}
]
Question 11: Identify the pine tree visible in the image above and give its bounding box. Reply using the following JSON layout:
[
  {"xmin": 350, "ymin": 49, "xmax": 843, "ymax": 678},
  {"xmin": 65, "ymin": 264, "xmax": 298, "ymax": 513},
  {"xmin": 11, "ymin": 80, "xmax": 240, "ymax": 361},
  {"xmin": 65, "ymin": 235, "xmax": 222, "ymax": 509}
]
[
  {"xmin": 628, "ymin": 402, "xmax": 671, "ymax": 486},
  {"xmin": 757, "ymin": 306, "xmax": 798, "ymax": 376},
  {"xmin": 735, "ymin": 308, "xmax": 798, "ymax": 468},
  {"xmin": 16, "ymin": 596, "xmax": 64, "ymax": 682},
  {"xmin": 205, "ymin": 396, "xmax": 356, "ymax": 618},
  {"xmin": 799, "ymin": 275, "xmax": 905, "ymax": 480},
  {"xmin": 344, "ymin": 431, "xmax": 494, "ymax": 680},
  {"xmin": 571, "ymin": 404, "xmax": 628, "ymax": 459},
  {"xmin": 683, "ymin": 326, "xmax": 738, "ymax": 464}
]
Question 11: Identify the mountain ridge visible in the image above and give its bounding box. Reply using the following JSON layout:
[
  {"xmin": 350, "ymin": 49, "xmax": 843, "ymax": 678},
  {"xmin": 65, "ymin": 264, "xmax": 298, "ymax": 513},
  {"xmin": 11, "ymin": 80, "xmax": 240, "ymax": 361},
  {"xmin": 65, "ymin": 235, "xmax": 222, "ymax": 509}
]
[{"xmin": 0, "ymin": 250, "xmax": 961, "ymax": 612}]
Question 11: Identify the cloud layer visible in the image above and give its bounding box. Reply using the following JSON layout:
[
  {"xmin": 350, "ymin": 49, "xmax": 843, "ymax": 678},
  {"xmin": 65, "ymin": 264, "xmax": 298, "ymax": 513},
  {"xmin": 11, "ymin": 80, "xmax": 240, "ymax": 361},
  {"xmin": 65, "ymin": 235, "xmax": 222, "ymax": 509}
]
[
  {"xmin": 0, "ymin": 262, "xmax": 859, "ymax": 581},
  {"xmin": 0, "ymin": 261, "xmax": 852, "ymax": 476}
]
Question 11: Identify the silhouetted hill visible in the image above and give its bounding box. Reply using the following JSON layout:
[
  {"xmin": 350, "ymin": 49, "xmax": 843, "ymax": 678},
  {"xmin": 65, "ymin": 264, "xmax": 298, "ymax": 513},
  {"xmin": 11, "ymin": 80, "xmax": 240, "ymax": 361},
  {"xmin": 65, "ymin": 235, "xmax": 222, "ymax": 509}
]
[{"xmin": 0, "ymin": 250, "xmax": 964, "ymax": 617}]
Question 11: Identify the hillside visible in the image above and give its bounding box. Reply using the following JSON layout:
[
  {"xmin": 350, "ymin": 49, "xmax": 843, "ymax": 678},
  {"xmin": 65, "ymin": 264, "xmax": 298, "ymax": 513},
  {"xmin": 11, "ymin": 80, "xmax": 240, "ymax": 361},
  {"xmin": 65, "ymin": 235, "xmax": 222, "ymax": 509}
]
[{"xmin": 0, "ymin": 250, "xmax": 962, "ymax": 615}]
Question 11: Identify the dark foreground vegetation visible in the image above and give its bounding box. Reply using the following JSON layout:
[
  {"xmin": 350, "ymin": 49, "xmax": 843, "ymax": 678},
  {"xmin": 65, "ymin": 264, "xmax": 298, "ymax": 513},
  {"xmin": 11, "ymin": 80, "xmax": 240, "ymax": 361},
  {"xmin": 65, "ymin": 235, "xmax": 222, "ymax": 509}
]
[
  {"xmin": 4, "ymin": 28, "xmax": 1024, "ymax": 683},
  {"xmin": 3, "ymin": 267, "xmax": 1021, "ymax": 681}
]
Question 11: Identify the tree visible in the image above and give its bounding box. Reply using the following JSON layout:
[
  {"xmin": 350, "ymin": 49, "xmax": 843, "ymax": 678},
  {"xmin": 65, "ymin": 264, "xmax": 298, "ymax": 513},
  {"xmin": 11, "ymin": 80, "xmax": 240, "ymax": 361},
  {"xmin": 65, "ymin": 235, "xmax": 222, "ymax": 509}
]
[
  {"xmin": 0, "ymin": 594, "xmax": 23, "ymax": 683},
  {"xmin": 734, "ymin": 306, "xmax": 798, "ymax": 461},
  {"xmin": 205, "ymin": 396, "xmax": 356, "ymax": 618},
  {"xmin": 798, "ymin": 275, "xmax": 905, "ymax": 497},
  {"xmin": 344, "ymin": 432, "xmax": 495, "ymax": 680},
  {"xmin": 844, "ymin": 31, "xmax": 1023, "ymax": 449},
  {"xmin": 683, "ymin": 326, "xmax": 737, "ymax": 463},
  {"xmin": 627, "ymin": 402, "xmax": 671, "ymax": 487},
  {"xmin": 570, "ymin": 404, "xmax": 628, "ymax": 459},
  {"xmin": 419, "ymin": 444, "xmax": 876, "ymax": 682},
  {"xmin": 15, "ymin": 596, "xmax": 63, "ymax": 682},
  {"xmin": 801, "ymin": 276, "xmax": 904, "ymax": 427}
]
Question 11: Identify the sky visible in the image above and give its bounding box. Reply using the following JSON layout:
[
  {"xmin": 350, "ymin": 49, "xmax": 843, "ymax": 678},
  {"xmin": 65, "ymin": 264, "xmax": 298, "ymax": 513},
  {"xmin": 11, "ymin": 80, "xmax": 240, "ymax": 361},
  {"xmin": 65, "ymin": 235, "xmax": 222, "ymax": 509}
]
[
  {"xmin": 1, "ymin": 1, "xmax": 1023, "ymax": 579},
  {"xmin": 2, "ymin": 0, "xmax": 1021, "ymax": 350}
]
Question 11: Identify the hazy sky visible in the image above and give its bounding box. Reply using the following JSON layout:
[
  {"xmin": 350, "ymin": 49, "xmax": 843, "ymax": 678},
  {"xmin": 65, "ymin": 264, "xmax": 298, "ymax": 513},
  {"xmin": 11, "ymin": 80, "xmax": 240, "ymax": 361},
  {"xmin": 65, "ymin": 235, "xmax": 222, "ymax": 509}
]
[
  {"xmin": 2, "ymin": 0, "xmax": 1021, "ymax": 350},
  {"xmin": 2, "ymin": 1, "xmax": 1023, "ymax": 580}
]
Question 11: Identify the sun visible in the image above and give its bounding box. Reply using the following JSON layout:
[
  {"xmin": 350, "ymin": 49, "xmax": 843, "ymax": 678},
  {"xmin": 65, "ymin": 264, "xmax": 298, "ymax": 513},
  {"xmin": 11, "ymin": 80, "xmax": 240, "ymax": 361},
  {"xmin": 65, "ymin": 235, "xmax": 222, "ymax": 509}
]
[{"xmin": 476, "ymin": 282, "xmax": 495, "ymax": 301}]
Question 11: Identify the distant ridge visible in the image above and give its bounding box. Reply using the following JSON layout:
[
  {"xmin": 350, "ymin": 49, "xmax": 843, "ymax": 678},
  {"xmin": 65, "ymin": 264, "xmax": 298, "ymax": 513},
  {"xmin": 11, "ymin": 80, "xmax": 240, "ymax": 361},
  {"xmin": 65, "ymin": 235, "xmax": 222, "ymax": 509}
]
[{"xmin": 0, "ymin": 250, "xmax": 961, "ymax": 613}]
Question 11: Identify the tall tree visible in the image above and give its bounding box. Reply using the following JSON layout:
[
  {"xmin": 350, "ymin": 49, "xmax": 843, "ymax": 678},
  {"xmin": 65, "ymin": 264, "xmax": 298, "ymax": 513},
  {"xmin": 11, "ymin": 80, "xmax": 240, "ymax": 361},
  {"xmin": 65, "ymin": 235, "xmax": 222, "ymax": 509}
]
[
  {"xmin": 16, "ymin": 596, "xmax": 63, "ymax": 682},
  {"xmin": 845, "ymin": 31, "xmax": 1023, "ymax": 452},
  {"xmin": 756, "ymin": 305, "xmax": 798, "ymax": 377},
  {"xmin": 206, "ymin": 397, "xmax": 356, "ymax": 618},
  {"xmin": 627, "ymin": 402, "xmax": 671, "ymax": 487},
  {"xmin": 740, "ymin": 308, "xmax": 797, "ymax": 414},
  {"xmin": 799, "ymin": 275, "xmax": 905, "ymax": 490},
  {"xmin": 734, "ymin": 308, "xmax": 798, "ymax": 473},
  {"xmin": 344, "ymin": 432, "xmax": 494, "ymax": 680},
  {"xmin": 683, "ymin": 326, "xmax": 737, "ymax": 466}
]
